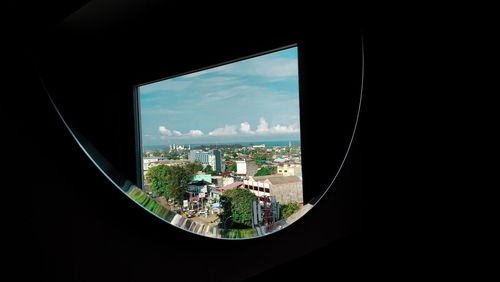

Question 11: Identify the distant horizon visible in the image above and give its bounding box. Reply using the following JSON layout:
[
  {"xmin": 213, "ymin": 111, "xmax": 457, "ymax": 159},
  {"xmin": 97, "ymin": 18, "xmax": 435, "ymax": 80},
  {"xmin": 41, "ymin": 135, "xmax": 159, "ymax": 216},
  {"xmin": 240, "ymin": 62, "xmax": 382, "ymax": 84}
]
[{"xmin": 143, "ymin": 139, "xmax": 301, "ymax": 149}]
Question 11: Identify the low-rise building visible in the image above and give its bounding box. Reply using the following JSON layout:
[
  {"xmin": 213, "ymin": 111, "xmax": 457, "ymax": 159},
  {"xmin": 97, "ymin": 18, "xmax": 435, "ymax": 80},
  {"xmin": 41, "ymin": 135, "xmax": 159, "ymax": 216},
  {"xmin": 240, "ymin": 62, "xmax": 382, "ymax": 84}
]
[
  {"xmin": 143, "ymin": 156, "xmax": 162, "ymax": 164},
  {"xmin": 236, "ymin": 159, "xmax": 258, "ymax": 177},
  {"xmin": 209, "ymin": 181, "xmax": 243, "ymax": 203},
  {"xmin": 243, "ymin": 175, "xmax": 303, "ymax": 204},
  {"xmin": 158, "ymin": 159, "xmax": 189, "ymax": 166},
  {"xmin": 277, "ymin": 164, "xmax": 302, "ymax": 176},
  {"xmin": 211, "ymin": 176, "xmax": 235, "ymax": 187}
]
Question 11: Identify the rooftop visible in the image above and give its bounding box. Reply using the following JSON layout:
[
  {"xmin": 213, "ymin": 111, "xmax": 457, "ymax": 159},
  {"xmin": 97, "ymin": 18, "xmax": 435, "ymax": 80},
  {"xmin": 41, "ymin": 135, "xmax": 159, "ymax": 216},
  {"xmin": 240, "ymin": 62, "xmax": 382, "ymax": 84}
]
[
  {"xmin": 250, "ymin": 175, "xmax": 302, "ymax": 185},
  {"xmin": 220, "ymin": 181, "xmax": 243, "ymax": 191}
]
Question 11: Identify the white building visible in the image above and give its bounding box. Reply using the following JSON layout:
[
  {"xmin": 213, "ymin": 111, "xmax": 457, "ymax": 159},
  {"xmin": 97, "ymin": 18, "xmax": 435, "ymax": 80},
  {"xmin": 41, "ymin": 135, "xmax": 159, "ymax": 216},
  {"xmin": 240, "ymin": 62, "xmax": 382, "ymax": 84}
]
[
  {"xmin": 277, "ymin": 164, "xmax": 302, "ymax": 176},
  {"xmin": 236, "ymin": 159, "xmax": 258, "ymax": 177},
  {"xmin": 236, "ymin": 160, "xmax": 246, "ymax": 175},
  {"xmin": 143, "ymin": 156, "xmax": 161, "ymax": 164},
  {"xmin": 243, "ymin": 175, "xmax": 303, "ymax": 204}
]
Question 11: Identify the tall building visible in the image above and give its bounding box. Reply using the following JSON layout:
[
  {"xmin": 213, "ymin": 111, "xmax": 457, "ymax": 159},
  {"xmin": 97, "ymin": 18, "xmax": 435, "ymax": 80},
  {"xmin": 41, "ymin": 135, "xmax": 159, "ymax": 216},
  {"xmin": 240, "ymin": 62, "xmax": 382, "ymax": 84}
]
[
  {"xmin": 211, "ymin": 149, "xmax": 222, "ymax": 172},
  {"xmin": 189, "ymin": 149, "xmax": 223, "ymax": 172}
]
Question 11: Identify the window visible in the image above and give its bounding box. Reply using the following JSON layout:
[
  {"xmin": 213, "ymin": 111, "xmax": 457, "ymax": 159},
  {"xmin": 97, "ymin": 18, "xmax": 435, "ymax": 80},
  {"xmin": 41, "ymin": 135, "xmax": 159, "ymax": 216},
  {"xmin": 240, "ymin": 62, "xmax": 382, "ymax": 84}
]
[{"xmin": 132, "ymin": 45, "xmax": 304, "ymax": 239}]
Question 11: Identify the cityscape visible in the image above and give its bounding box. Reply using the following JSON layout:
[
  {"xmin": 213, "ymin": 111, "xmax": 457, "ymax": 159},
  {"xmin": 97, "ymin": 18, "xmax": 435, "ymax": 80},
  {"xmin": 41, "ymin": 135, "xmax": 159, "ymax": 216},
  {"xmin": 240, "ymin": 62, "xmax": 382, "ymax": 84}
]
[
  {"xmin": 129, "ymin": 141, "xmax": 310, "ymax": 238},
  {"xmin": 133, "ymin": 46, "xmax": 308, "ymax": 238}
]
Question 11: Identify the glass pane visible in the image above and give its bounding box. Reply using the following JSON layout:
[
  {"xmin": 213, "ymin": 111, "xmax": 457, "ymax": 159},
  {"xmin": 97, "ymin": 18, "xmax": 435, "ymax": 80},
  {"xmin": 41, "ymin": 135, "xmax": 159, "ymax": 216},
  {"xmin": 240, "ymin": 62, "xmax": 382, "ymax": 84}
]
[{"xmin": 134, "ymin": 46, "xmax": 307, "ymax": 239}]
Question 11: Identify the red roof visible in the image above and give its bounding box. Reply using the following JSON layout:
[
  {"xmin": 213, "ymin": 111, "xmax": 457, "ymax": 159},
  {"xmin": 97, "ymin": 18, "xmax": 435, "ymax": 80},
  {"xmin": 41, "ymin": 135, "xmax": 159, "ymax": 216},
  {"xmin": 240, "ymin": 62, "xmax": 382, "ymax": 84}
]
[{"xmin": 220, "ymin": 181, "xmax": 243, "ymax": 191}]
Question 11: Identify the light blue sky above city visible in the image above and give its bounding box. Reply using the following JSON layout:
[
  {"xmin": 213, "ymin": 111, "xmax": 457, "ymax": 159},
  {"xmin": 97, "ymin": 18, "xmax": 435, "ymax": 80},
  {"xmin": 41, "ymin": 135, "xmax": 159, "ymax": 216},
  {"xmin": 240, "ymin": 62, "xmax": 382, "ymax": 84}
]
[{"xmin": 139, "ymin": 47, "xmax": 301, "ymax": 146}]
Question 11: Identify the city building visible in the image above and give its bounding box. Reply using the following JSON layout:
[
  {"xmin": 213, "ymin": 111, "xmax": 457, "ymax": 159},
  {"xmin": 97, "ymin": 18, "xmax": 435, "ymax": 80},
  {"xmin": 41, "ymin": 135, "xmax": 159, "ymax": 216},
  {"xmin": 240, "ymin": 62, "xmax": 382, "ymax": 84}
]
[
  {"xmin": 243, "ymin": 175, "xmax": 303, "ymax": 204},
  {"xmin": 189, "ymin": 149, "xmax": 222, "ymax": 172},
  {"xmin": 211, "ymin": 176, "xmax": 235, "ymax": 187},
  {"xmin": 277, "ymin": 164, "xmax": 302, "ymax": 176},
  {"xmin": 143, "ymin": 156, "xmax": 164, "ymax": 173},
  {"xmin": 158, "ymin": 159, "xmax": 189, "ymax": 166},
  {"xmin": 209, "ymin": 149, "xmax": 222, "ymax": 172},
  {"xmin": 192, "ymin": 174, "xmax": 212, "ymax": 184},
  {"xmin": 209, "ymin": 181, "xmax": 243, "ymax": 203},
  {"xmin": 143, "ymin": 156, "xmax": 162, "ymax": 164},
  {"xmin": 236, "ymin": 159, "xmax": 258, "ymax": 177},
  {"xmin": 273, "ymin": 157, "xmax": 287, "ymax": 163}
]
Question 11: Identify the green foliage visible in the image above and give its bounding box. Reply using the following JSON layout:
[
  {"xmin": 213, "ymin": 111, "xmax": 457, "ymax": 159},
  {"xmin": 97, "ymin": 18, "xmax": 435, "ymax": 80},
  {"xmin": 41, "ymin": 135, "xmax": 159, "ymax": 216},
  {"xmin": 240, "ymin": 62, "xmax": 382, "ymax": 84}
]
[
  {"xmin": 146, "ymin": 165, "xmax": 171, "ymax": 197},
  {"xmin": 253, "ymin": 154, "xmax": 272, "ymax": 166},
  {"xmin": 205, "ymin": 164, "xmax": 213, "ymax": 172},
  {"xmin": 204, "ymin": 164, "xmax": 219, "ymax": 175},
  {"xmin": 227, "ymin": 163, "xmax": 237, "ymax": 172},
  {"xmin": 185, "ymin": 160, "xmax": 203, "ymax": 175},
  {"xmin": 219, "ymin": 188, "xmax": 257, "ymax": 229},
  {"xmin": 152, "ymin": 151, "xmax": 162, "ymax": 157},
  {"xmin": 280, "ymin": 202, "xmax": 300, "ymax": 219},
  {"xmin": 167, "ymin": 151, "xmax": 180, "ymax": 160},
  {"xmin": 146, "ymin": 162, "xmax": 201, "ymax": 208},
  {"xmin": 254, "ymin": 166, "xmax": 276, "ymax": 176},
  {"xmin": 165, "ymin": 164, "xmax": 193, "ymax": 208}
]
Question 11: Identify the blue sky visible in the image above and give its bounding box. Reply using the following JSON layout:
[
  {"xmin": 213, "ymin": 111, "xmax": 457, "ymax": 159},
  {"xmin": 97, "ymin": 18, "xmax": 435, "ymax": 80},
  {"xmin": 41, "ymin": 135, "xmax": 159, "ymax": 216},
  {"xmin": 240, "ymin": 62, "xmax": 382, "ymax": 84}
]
[{"xmin": 139, "ymin": 47, "xmax": 301, "ymax": 146}]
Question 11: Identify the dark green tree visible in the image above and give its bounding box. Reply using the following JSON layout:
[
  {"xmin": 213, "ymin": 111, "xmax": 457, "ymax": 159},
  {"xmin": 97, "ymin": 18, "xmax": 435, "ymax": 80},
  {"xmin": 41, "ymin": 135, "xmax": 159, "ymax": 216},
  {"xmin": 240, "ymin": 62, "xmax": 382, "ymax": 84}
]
[
  {"xmin": 185, "ymin": 160, "xmax": 203, "ymax": 175},
  {"xmin": 169, "ymin": 151, "xmax": 180, "ymax": 160},
  {"xmin": 165, "ymin": 165, "xmax": 192, "ymax": 209},
  {"xmin": 218, "ymin": 188, "xmax": 257, "ymax": 229},
  {"xmin": 146, "ymin": 165, "xmax": 171, "ymax": 197},
  {"xmin": 280, "ymin": 202, "xmax": 300, "ymax": 219},
  {"xmin": 254, "ymin": 166, "xmax": 276, "ymax": 176},
  {"xmin": 227, "ymin": 163, "xmax": 237, "ymax": 172},
  {"xmin": 252, "ymin": 154, "xmax": 270, "ymax": 166},
  {"xmin": 205, "ymin": 164, "xmax": 213, "ymax": 173}
]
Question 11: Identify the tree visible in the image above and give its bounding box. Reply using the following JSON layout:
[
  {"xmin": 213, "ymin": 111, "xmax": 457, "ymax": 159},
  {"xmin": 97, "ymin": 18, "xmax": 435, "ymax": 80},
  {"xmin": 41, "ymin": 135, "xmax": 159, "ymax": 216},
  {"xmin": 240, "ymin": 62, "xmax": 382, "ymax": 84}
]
[
  {"xmin": 146, "ymin": 165, "xmax": 171, "ymax": 197},
  {"xmin": 218, "ymin": 188, "xmax": 257, "ymax": 229},
  {"xmin": 254, "ymin": 166, "xmax": 276, "ymax": 176},
  {"xmin": 185, "ymin": 160, "xmax": 203, "ymax": 175},
  {"xmin": 204, "ymin": 164, "xmax": 219, "ymax": 175},
  {"xmin": 252, "ymin": 154, "xmax": 270, "ymax": 166},
  {"xmin": 280, "ymin": 202, "xmax": 300, "ymax": 219},
  {"xmin": 205, "ymin": 164, "xmax": 213, "ymax": 173},
  {"xmin": 169, "ymin": 151, "xmax": 180, "ymax": 160},
  {"xmin": 165, "ymin": 165, "xmax": 192, "ymax": 209},
  {"xmin": 227, "ymin": 163, "xmax": 237, "ymax": 172}
]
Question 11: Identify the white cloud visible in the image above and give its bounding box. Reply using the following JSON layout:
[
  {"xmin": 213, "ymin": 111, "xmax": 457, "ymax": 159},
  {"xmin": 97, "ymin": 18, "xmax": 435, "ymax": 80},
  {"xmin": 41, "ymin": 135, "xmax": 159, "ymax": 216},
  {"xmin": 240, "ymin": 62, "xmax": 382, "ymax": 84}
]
[
  {"xmin": 239, "ymin": 122, "xmax": 255, "ymax": 135},
  {"xmin": 185, "ymin": 129, "xmax": 204, "ymax": 136},
  {"xmin": 173, "ymin": 130, "xmax": 183, "ymax": 136},
  {"xmin": 208, "ymin": 125, "xmax": 238, "ymax": 136},
  {"xmin": 158, "ymin": 126, "xmax": 172, "ymax": 136},
  {"xmin": 252, "ymin": 117, "xmax": 300, "ymax": 135},
  {"xmin": 256, "ymin": 117, "xmax": 270, "ymax": 134},
  {"xmin": 269, "ymin": 123, "xmax": 300, "ymax": 134}
]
